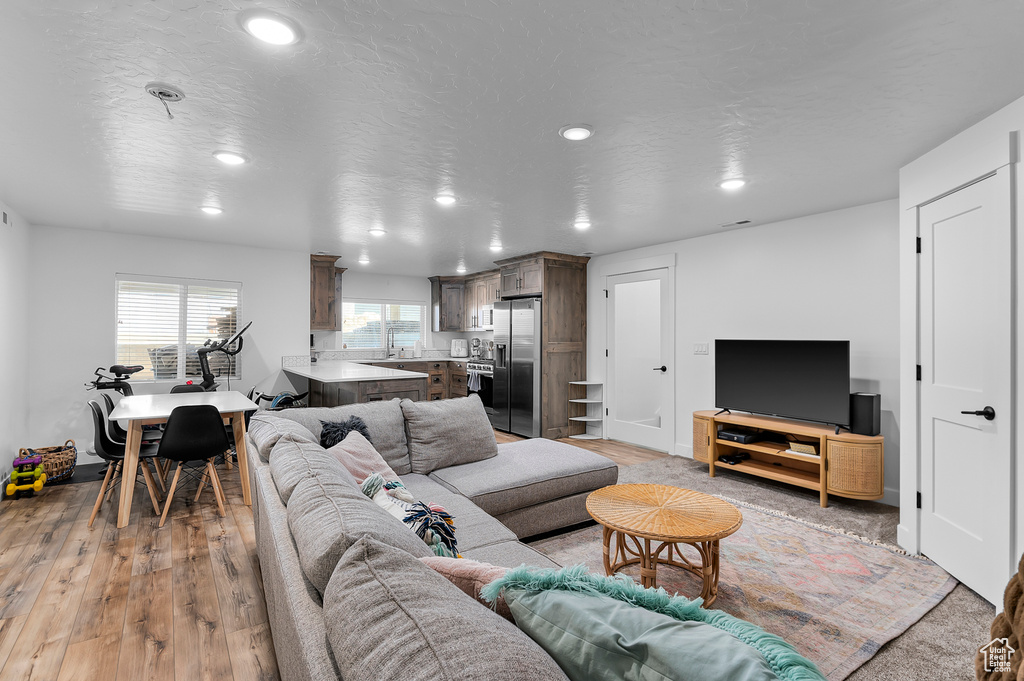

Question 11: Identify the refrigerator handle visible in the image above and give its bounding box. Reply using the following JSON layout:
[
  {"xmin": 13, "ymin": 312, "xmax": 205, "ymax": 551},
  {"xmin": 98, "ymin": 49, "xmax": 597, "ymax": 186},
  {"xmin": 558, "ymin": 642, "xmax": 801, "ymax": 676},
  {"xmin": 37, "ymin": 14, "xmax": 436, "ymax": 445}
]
[{"xmin": 495, "ymin": 343, "xmax": 507, "ymax": 369}]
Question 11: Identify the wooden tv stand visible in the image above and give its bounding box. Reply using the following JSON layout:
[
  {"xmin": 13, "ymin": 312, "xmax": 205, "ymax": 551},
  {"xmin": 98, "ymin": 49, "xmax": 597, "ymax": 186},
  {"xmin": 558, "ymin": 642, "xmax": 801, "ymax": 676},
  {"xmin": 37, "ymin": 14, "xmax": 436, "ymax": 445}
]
[{"xmin": 692, "ymin": 411, "xmax": 884, "ymax": 508}]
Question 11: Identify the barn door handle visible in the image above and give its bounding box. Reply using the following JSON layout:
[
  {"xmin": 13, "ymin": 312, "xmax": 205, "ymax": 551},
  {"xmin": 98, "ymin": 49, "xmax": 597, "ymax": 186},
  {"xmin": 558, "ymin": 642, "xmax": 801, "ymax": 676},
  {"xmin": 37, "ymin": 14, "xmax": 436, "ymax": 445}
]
[
  {"xmin": 960, "ymin": 406, "xmax": 996, "ymax": 420},
  {"xmin": 653, "ymin": 366, "xmax": 667, "ymax": 373}
]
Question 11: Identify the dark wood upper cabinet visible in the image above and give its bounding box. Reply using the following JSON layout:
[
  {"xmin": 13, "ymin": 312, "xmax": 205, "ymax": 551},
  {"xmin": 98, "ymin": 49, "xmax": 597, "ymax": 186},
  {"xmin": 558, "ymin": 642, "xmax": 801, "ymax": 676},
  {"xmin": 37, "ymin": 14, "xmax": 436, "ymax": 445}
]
[
  {"xmin": 498, "ymin": 257, "xmax": 544, "ymax": 297},
  {"xmin": 429, "ymin": 276, "xmax": 464, "ymax": 332},
  {"xmin": 311, "ymin": 255, "xmax": 343, "ymax": 330}
]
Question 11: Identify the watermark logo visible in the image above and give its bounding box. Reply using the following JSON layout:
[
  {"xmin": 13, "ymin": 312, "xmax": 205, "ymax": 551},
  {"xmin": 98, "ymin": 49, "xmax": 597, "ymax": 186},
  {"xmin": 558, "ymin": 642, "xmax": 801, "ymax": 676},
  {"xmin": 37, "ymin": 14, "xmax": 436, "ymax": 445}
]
[{"xmin": 980, "ymin": 637, "xmax": 1015, "ymax": 673}]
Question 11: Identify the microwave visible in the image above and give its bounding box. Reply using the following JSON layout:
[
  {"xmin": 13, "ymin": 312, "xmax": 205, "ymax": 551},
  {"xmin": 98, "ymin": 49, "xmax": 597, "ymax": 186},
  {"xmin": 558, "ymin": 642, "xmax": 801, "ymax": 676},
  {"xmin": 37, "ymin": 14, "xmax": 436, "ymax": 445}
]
[{"xmin": 479, "ymin": 305, "xmax": 495, "ymax": 330}]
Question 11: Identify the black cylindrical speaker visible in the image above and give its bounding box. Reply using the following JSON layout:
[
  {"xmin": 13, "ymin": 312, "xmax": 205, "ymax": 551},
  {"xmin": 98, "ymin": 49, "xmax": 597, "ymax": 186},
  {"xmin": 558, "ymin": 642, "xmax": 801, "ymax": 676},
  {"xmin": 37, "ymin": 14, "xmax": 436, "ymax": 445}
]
[{"xmin": 850, "ymin": 393, "xmax": 881, "ymax": 436}]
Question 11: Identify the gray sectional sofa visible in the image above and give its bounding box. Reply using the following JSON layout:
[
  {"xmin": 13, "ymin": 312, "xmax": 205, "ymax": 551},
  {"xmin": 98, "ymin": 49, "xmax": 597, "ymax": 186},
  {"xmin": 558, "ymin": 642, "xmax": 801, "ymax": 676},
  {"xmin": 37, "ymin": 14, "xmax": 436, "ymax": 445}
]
[{"xmin": 245, "ymin": 394, "xmax": 618, "ymax": 681}]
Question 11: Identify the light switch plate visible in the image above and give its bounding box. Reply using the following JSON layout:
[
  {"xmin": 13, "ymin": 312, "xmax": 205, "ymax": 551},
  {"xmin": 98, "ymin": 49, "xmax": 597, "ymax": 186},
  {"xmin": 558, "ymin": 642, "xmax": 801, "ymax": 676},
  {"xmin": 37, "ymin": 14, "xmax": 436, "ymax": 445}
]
[{"xmin": 693, "ymin": 343, "xmax": 709, "ymax": 355}]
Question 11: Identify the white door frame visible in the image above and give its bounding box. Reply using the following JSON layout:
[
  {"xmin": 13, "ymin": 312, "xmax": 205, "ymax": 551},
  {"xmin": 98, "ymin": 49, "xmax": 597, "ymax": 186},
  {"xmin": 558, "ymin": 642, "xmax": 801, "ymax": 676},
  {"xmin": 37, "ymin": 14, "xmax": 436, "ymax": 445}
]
[
  {"xmin": 899, "ymin": 126, "xmax": 1018, "ymax": 597},
  {"xmin": 592, "ymin": 254, "xmax": 677, "ymax": 453}
]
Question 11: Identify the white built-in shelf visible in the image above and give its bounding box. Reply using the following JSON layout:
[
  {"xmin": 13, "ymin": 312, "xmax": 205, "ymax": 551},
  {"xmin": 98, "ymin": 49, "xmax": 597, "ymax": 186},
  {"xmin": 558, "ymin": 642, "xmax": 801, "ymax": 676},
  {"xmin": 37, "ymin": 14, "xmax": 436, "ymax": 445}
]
[{"xmin": 568, "ymin": 382, "xmax": 604, "ymax": 439}]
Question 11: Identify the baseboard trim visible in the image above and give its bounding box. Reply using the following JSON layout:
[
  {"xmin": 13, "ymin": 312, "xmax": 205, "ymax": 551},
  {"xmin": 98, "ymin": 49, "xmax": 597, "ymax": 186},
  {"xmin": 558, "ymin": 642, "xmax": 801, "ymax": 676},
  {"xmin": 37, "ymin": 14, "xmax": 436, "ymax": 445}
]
[{"xmin": 675, "ymin": 443, "xmax": 691, "ymax": 458}]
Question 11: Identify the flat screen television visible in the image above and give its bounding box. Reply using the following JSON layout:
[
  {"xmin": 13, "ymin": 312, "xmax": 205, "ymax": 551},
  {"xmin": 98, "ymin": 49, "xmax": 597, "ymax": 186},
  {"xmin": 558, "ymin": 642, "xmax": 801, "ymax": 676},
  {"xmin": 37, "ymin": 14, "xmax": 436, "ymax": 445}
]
[{"xmin": 715, "ymin": 339, "xmax": 851, "ymax": 427}]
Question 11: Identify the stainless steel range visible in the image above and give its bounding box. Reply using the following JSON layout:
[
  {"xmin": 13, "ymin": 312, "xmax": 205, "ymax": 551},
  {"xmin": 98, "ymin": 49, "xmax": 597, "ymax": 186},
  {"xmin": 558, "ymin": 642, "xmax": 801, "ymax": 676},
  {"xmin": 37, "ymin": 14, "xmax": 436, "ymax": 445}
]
[{"xmin": 466, "ymin": 359, "xmax": 494, "ymax": 414}]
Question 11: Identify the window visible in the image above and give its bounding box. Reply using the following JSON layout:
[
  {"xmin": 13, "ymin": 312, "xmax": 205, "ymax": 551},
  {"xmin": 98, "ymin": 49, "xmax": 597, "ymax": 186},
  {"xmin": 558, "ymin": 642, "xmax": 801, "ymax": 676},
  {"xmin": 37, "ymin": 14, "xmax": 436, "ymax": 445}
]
[
  {"xmin": 342, "ymin": 301, "xmax": 425, "ymax": 349},
  {"xmin": 115, "ymin": 275, "xmax": 241, "ymax": 381}
]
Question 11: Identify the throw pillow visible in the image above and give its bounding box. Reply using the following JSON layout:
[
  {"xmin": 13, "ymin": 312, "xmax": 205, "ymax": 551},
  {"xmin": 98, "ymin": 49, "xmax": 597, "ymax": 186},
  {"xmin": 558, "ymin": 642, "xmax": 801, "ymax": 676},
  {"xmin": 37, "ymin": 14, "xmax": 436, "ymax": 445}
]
[
  {"xmin": 326, "ymin": 431, "xmax": 399, "ymax": 483},
  {"xmin": 323, "ymin": 536, "xmax": 570, "ymax": 681},
  {"xmin": 481, "ymin": 565, "xmax": 825, "ymax": 681},
  {"xmin": 400, "ymin": 394, "xmax": 498, "ymax": 474},
  {"xmin": 320, "ymin": 415, "xmax": 372, "ymax": 449},
  {"xmin": 361, "ymin": 473, "xmax": 460, "ymax": 558},
  {"xmin": 419, "ymin": 556, "xmax": 512, "ymax": 621}
]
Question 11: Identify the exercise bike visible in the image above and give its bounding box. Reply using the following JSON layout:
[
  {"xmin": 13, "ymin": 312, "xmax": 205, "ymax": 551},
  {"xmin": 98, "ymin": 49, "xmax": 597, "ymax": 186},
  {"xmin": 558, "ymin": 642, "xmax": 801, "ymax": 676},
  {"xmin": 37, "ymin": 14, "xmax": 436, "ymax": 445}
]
[
  {"xmin": 174, "ymin": 320, "xmax": 253, "ymax": 392},
  {"xmin": 86, "ymin": 364, "xmax": 144, "ymax": 396}
]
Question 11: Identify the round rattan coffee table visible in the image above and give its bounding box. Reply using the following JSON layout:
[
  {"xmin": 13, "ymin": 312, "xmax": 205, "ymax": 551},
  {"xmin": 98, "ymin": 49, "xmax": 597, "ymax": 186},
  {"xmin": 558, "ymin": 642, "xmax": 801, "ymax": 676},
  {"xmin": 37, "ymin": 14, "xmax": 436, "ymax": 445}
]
[{"xmin": 586, "ymin": 484, "xmax": 743, "ymax": 606}]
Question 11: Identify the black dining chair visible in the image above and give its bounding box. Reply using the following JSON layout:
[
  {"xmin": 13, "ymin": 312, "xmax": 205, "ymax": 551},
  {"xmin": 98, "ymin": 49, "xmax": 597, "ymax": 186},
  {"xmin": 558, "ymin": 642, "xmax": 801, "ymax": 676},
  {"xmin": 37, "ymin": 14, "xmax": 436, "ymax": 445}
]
[
  {"xmin": 170, "ymin": 383, "xmax": 206, "ymax": 393},
  {"xmin": 157, "ymin": 404, "xmax": 230, "ymax": 527},
  {"xmin": 87, "ymin": 400, "xmax": 164, "ymax": 527}
]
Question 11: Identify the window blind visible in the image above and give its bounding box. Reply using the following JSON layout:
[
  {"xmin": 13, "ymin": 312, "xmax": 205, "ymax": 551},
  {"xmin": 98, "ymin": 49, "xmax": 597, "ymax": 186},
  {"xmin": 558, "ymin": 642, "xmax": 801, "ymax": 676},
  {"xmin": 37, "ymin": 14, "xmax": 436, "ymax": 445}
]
[{"xmin": 115, "ymin": 276, "xmax": 241, "ymax": 380}]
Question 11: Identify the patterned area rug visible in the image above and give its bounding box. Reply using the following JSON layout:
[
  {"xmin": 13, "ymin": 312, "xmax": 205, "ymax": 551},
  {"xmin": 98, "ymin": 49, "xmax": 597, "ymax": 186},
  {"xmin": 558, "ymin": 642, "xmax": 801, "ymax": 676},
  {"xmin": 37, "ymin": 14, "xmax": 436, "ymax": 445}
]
[{"xmin": 529, "ymin": 498, "xmax": 957, "ymax": 680}]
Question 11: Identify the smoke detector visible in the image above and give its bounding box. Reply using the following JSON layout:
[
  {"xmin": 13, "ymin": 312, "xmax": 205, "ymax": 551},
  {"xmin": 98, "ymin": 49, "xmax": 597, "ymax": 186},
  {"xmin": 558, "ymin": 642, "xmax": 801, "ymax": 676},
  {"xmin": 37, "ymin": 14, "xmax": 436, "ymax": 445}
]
[{"xmin": 145, "ymin": 82, "xmax": 185, "ymax": 119}]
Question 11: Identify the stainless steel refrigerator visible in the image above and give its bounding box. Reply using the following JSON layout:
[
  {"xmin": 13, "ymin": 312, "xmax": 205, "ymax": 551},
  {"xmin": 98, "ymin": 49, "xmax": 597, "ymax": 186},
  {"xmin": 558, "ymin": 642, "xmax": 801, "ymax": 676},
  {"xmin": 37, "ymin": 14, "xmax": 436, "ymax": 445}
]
[{"xmin": 490, "ymin": 298, "xmax": 542, "ymax": 437}]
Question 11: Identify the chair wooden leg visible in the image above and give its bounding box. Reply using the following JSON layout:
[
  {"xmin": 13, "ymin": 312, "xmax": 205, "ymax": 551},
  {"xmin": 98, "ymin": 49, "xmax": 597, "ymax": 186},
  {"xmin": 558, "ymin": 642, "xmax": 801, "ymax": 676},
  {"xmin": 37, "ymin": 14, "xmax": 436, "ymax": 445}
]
[
  {"xmin": 159, "ymin": 464, "xmax": 183, "ymax": 528},
  {"xmin": 152, "ymin": 460, "xmax": 167, "ymax": 493},
  {"xmin": 194, "ymin": 469, "xmax": 209, "ymax": 502},
  {"xmin": 105, "ymin": 462, "xmax": 122, "ymax": 502},
  {"xmin": 88, "ymin": 463, "xmax": 116, "ymax": 527},
  {"xmin": 139, "ymin": 459, "xmax": 162, "ymax": 516},
  {"xmin": 207, "ymin": 461, "xmax": 226, "ymax": 517}
]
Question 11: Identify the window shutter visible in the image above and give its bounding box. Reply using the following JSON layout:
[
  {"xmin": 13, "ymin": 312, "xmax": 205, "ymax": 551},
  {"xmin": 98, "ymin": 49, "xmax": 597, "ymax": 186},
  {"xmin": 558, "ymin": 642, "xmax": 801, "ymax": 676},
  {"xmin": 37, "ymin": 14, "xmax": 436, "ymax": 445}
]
[{"xmin": 115, "ymin": 276, "xmax": 241, "ymax": 381}]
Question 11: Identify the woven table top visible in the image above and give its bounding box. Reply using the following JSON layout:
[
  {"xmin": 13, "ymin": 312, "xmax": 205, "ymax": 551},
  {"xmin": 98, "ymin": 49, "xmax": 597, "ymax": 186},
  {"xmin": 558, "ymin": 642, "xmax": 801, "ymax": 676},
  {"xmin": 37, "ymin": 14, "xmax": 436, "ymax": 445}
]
[{"xmin": 586, "ymin": 484, "xmax": 743, "ymax": 543}]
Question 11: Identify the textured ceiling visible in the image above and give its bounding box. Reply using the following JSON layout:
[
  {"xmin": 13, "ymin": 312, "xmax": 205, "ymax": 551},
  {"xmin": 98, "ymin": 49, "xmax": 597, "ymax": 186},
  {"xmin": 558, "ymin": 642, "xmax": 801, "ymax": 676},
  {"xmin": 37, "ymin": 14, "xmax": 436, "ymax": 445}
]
[{"xmin": 1, "ymin": 1, "xmax": 1024, "ymax": 275}]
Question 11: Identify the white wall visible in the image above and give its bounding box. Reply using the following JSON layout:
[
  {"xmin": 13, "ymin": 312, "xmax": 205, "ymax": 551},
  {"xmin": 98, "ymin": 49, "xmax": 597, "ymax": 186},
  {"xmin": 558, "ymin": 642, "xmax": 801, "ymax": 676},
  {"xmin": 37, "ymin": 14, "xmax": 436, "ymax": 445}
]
[
  {"xmin": 27, "ymin": 225, "xmax": 309, "ymax": 464},
  {"xmin": 0, "ymin": 200, "xmax": 30, "ymax": 467},
  {"xmin": 588, "ymin": 199, "xmax": 901, "ymax": 504}
]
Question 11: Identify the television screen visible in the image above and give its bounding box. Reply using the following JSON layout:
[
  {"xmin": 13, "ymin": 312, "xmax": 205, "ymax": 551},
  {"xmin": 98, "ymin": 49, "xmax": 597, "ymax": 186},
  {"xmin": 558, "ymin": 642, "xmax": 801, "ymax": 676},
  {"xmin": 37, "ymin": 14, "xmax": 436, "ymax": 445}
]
[{"xmin": 715, "ymin": 339, "xmax": 851, "ymax": 427}]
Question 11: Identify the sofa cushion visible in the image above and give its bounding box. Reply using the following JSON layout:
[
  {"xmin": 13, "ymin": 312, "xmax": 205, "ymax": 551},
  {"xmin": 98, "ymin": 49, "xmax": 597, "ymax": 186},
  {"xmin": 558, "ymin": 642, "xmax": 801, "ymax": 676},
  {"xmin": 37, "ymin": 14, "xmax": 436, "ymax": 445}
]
[
  {"xmin": 326, "ymin": 431, "xmax": 399, "ymax": 483},
  {"xmin": 269, "ymin": 433, "xmax": 358, "ymax": 504},
  {"xmin": 429, "ymin": 438, "xmax": 618, "ymax": 516},
  {"xmin": 323, "ymin": 536, "xmax": 570, "ymax": 681},
  {"xmin": 248, "ymin": 413, "xmax": 319, "ymax": 462},
  {"xmin": 401, "ymin": 394, "xmax": 497, "ymax": 474},
  {"xmin": 399, "ymin": 474, "xmax": 517, "ymax": 551},
  {"xmin": 272, "ymin": 400, "xmax": 412, "ymax": 474},
  {"xmin": 287, "ymin": 474, "xmax": 433, "ymax": 597},
  {"xmin": 460, "ymin": 540, "xmax": 561, "ymax": 570}
]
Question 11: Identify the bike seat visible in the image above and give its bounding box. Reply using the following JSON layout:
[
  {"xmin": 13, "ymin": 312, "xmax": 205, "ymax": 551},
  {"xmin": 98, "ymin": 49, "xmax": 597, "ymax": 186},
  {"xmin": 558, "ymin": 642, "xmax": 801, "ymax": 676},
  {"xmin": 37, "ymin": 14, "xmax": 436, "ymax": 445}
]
[{"xmin": 109, "ymin": 364, "xmax": 144, "ymax": 376}]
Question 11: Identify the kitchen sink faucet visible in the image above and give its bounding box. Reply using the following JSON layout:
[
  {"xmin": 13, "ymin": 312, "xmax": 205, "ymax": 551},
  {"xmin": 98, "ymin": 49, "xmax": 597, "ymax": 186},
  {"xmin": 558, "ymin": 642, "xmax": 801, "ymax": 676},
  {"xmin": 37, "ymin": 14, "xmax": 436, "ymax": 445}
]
[{"xmin": 386, "ymin": 327, "xmax": 396, "ymax": 358}]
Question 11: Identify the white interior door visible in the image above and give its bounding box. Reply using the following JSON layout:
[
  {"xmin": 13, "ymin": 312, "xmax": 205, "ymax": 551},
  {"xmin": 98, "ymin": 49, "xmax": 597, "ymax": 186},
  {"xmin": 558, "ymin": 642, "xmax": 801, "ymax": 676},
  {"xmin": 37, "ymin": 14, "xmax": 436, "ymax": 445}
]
[
  {"xmin": 607, "ymin": 268, "xmax": 673, "ymax": 452},
  {"xmin": 919, "ymin": 169, "xmax": 1012, "ymax": 605}
]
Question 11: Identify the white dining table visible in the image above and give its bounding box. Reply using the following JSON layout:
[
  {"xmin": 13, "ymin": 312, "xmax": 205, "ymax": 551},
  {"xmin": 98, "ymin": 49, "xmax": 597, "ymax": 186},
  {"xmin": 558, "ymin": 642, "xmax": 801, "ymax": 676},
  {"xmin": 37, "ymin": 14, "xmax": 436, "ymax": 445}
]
[{"xmin": 108, "ymin": 391, "xmax": 258, "ymax": 528}]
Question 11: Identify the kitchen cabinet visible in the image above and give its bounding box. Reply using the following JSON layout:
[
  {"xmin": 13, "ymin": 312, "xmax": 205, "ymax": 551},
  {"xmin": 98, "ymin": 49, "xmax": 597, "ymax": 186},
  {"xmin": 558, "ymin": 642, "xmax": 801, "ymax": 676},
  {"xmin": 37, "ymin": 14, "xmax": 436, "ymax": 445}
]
[
  {"xmin": 498, "ymin": 257, "xmax": 544, "ymax": 298},
  {"xmin": 310, "ymin": 255, "xmax": 344, "ymax": 330},
  {"xmin": 463, "ymin": 270, "xmax": 499, "ymax": 330},
  {"xmin": 428, "ymin": 276, "xmax": 464, "ymax": 332},
  {"xmin": 448, "ymin": 361, "xmax": 468, "ymax": 398}
]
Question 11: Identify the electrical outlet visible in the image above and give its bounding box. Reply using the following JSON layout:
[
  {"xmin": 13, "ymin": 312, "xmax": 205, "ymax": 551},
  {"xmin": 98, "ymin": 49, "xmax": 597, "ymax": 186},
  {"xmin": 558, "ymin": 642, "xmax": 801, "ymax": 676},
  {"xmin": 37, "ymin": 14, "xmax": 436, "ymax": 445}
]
[{"xmin": 693, "ymin": 343, "xmax": 709, "ymax": 355}]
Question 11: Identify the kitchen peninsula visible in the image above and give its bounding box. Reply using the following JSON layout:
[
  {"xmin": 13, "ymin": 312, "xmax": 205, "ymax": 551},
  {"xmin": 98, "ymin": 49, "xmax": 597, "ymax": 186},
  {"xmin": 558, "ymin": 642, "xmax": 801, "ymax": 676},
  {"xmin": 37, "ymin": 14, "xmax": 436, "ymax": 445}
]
[{"xmin": 284, "ymin": 360, "xmax": 428, "ymax": 406}]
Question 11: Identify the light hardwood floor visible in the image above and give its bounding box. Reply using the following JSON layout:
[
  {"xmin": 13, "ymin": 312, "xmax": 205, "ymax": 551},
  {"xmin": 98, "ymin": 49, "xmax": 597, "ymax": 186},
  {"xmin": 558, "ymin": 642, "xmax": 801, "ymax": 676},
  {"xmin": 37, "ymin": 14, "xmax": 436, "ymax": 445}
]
[{"xmin": 0, "ymin": 435, "xmax": 664, "ymax": 680}]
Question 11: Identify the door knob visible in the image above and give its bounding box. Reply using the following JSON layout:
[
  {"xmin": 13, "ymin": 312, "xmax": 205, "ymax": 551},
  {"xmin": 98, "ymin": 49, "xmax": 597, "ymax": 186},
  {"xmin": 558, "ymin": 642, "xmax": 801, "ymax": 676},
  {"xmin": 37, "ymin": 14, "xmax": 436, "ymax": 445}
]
[
  {"xmin": 960, "ymin": 406, "xmax": 996, "ymax": 421},
  {"xmin": 653, "ymin": 366, "xmax": 667, "ymax": 373}
]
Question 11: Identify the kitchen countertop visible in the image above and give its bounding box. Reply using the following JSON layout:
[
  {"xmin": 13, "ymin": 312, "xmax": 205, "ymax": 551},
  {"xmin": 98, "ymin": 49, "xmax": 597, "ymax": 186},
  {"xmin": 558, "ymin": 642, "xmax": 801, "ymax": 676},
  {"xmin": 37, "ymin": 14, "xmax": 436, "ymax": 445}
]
[
  {"xmin": 284, "ymin": 360, "xmax": 428, "ymax": 383},
  {"xmin": 353, "ymin": 356, "xmax": 472, "ymax": 364}
]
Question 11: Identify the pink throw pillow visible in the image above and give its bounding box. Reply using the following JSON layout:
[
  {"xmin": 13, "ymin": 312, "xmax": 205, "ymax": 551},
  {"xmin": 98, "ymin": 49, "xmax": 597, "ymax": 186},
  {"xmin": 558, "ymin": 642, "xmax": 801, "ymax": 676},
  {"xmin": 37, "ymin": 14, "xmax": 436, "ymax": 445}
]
[
  {"xmin": 419, "ymin": 556, "xmax": 512, "ymax": 621},
  {"xmin": 327, "ymin": 431, "xmax": 400, "ymax": 483}
]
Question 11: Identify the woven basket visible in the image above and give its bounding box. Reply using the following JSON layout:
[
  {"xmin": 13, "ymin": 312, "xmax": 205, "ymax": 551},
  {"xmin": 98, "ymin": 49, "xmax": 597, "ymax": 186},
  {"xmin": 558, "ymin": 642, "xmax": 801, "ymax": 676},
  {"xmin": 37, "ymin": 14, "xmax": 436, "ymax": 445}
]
[{"xmin": 20, "ymin": 439, "xmax": 77, "ymax": 483}]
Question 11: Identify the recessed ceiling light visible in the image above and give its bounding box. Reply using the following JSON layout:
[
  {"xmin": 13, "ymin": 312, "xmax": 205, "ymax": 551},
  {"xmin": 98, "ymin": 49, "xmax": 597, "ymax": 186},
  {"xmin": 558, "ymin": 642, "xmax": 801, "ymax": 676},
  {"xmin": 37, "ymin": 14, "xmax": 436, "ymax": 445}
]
[
  {"xmin": 434, "ymin": 194, "xmax": 457, "ymax": 206},
  {"xmin": 718, "ymin": 178, "xmax": 746, "ymax": 190},
  {"xmin": 213, "ymin": 151, "xmax": 248, "ymax": 166},
  {"xmin": 489, "ymin": 243, "xmax": 502, "ymax": 252},
  {"xmin": 358, "ymin": 256, "xmax": 370, "ymax": 265},
  {"xmin": 201, "ymin": 206, "xmax": 223, "ymax": 215},
  {"xmin": 559, "ymin": 125, "xmax": 594, "ymax": 141},
  {"xmin": 240, "ymin": 10, "xmax": 302, "ymax": 46},
  {"xmin": 574, "ymin": 221, "xmax": 591, "ymax": 230},
  {"xmin": 456, "ymin": 265, "xmax": 467, "ymax": 274},
  {"xmin": 369, "ymin": 227, "xmax": 387, "ymax": 237}
]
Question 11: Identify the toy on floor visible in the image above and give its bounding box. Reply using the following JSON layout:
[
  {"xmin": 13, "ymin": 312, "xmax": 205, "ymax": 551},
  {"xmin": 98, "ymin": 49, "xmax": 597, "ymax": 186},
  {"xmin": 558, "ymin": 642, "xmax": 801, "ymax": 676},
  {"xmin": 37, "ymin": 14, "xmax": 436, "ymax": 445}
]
[{"xmin": 7, "ymin": 454, "xmax": 46, "ymax": 499}]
